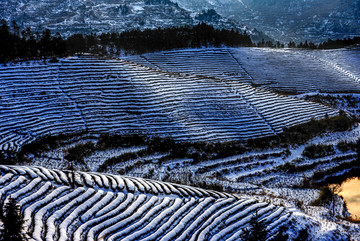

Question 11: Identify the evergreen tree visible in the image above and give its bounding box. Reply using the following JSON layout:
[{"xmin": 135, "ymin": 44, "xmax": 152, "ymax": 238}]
[
  {"xmin": 288, "ymin": 41, "xmax": 296, "ymax": 48},
  {"xmin": 271, "ymin": 225, "xmax": 289, "ymax": 241},
  {"xmin": 294, "ymin": 228, "xmax": 310, "ymax": 241},
  {"xmin": 0, "ymin": 197, "xmax": 26, "ymax": 241},
  {"xmin": 303, "ymin": 40, "xmax": 309, "ymax": 48},
  {"xmin": 240, "ymin": 211, "xmax": 268, "ymax": 241},
  {"xmin": 0, "ymin": 19, "xmax": 12, "ymax": 62}
]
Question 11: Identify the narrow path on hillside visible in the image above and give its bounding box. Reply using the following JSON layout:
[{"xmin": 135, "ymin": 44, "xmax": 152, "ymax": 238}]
[
  {"xmin": 56, "ymin": 60, "xmax": 89, "ymax": 132},
  {"xmin": 227, "ymin": 49, "xmax": 256, "ymax": 83}
]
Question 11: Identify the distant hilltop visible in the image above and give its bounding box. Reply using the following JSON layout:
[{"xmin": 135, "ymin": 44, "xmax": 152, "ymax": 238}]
[
  {"xmin": 0, "ymin": 0, "xmax": 270, "ymax": 42},
  {"xmin": 171, "ymin": 0, "xmax": 360, "ymax": 43}
]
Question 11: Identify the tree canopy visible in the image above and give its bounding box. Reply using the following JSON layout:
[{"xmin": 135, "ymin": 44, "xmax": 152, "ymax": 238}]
[
  {"xmin": 0, "ymin": 20, "xmax": 252, "ymax": 63},
  {"xmin": 0, "ymin": 197, "xmax": 26, "ymax": 241}
]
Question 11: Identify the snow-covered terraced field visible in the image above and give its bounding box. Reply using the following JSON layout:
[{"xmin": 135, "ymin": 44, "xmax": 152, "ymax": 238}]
[
  {"xmin": 301, "ymin": 47, "xmax": 360, "ymax": 84},
  {"xmin": 127, "ymin": 48, "xmax": 360, "ymax": 93},
  {"xmin": 231, "ymin": 48, "xmax": 360, "ymax": 93},
  {"xmin": 0, "ymin": 53, "xmax": 337, "ymax": 152},
  {"xmin": 128, "ymin": 49, "xmax": 253, "ymax": 83},
  {"xmin": 0, "ymin": 165, "xmax": 292, "ymax": 241}
]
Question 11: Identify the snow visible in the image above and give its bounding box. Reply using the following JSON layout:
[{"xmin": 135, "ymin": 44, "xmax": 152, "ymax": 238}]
[
  {"xmin": 4, "ymin": 177, "xmax": 42, "ymax": 202},
  {"xmin": 85, "ymin": 146, "xmax": 147, "ymax": 172},
  {"xmin": 125, "ymin": 198, "xmax": 183, "ymax": 240},
  {"xmin": 0, "ymin": 176, "xmax": 27, "ymax": 200},
  {"xmin": 86, "ymin": 193, "xmax": 141, "ymax": 241},
  {"xmin": 211, "ymin": 202, "xmax": 269, "ymax": 240},
  {"xmin": 80, "ymin": 191, "xmax": 112, "ymax": 222},
  {"xmin": 229, "ymin": 47, "xmax": 360, "ymax": 93},
  {"xmin": 177, "ymin": 198, "xmax": 234, "ymax": 240},
  {"xmin": 24, "ymin": 186, "xmax": 69, "ymax": 239},
  {"xmin": 106, "ymin": 197, "xmax": 171, "ymax": 241},
  {"xmin": 0, "ymin": 50, "xmax": 339, "ymax": 152},
  {"xmin": 47, "ymin": 188, "xmax": 95, "ymax": 241},
  {"xmin": 1, "ymin": 47, "xmax": 360, "ymax": 240},
  {"xmin": 0, "ymin": 173, "xmax": 15, "ymax": 185},
  {"xmin": 0, "ymin": 165, "xmax": 357, "ymax": 240},
  {"xmin": 132, "ymin": 5, "xmax": 144, "ymax": 12},
  {"xmin": 73, "ymin": 193, "xmax": 127, "ymax": 241}
]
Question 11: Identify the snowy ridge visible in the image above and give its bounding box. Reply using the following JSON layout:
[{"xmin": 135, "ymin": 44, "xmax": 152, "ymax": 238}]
[
  {"xmin": 296, "ymin": 50, "xmax": 360, "ymax": 84},
  {"xmin": 230, "ymin": 48, "xmax": 360, "ymax": 93},
  {"xmin": 0, "ymin": 165, "xmax": 292, "ymax": 240},
  {"xmin": 131, "ymin": 48, "xmax": 360, "ymax": 93},
  {"xmin": 0, "ymin": 165, "xmax": 231, "ymax": 199},
  {"xmin": 0, "ymin": 50, "xmax": 337, "ymax": 152}
]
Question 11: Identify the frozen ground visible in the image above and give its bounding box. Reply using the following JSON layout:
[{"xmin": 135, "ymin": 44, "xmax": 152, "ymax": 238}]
[
  {"xmin": 0, "ymin": 165, "xmax": 296, "ymax": 241},
  {"xmin": 0, "ymin": 50, "xmax": 338, "ymax": 152},
  {"xmin": 1, "ymin": 47, "xmax": 360, "ymax": 240},
  {"xmin": 125, "ymin": 47, "xmax": 360, "ymax": 94},
  {"xmin": 24, "ymin": 124, "xmax": 360, "ymax": 240}
]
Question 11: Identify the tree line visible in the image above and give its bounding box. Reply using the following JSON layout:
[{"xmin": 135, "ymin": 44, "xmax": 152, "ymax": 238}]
[
  {"xmin": 257, "ymin": 37, "xmax": 360, "ymax": 49},
  {"xmin": 0, "ymin": 20, "xmax": 252, "ymax": 63},
  {"xmin": 288, "ymin": 37, "xmax": 360, "ymax": 49},
  {"xmin": 1, "ymin": 19, "xmax": 358, "ymax": 63},
  {"xmin": 0, "ymin": 20, "xmax": 66, "ymax": 63}
]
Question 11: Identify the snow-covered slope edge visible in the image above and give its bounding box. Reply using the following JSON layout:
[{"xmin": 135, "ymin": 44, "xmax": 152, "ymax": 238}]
[
  {"xmin": 0, "ymin": 165, "xmax": 351, "ymax": 240},
  {"xmin": 0, "ymin": 165, "xmax": 288, "ymax": 240}
]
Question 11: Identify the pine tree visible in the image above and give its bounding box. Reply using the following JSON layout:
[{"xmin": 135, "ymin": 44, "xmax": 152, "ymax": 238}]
[
  {"xmin": 0, "ymin": 197, "xmax": 26, "ymax": 241},
  {"xmin": 272, "ymin": 225, "xmax": 289, "ymax": 241},
  {"xmin": 240, "ymin": 211, "xmax": 268, "ymax": 241}
]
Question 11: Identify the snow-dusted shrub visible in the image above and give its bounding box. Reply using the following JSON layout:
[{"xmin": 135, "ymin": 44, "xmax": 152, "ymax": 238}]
[{"xmin": 302, "ymin": 144, "xmax": 335, "ymax": 159}]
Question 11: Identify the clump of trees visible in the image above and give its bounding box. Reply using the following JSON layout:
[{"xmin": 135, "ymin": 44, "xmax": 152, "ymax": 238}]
[
  {"xmin": 248, "ymin": 113, "xmax": 357, "ymax": 149},
  {"xmin": 302, "ymin": 144, "xmax": 335, "ymax": 159},
  {"xmin": 311, "ymin": 186, "xmax": 333, "ymax": 206},
  {"xmin": 257, "ymin": 36, "xmax": 360, "ymax": 49},
  {"xmin": 318, "ymin": 37, "xmax": 360, "ymax": 49},
  {"xmin": 336, "ymin": 141, "xmax": 357, "ymax": 153},
  {"xmin": 0, "ymin": 198, "xmax": 27, "ymax": 241},
  {"xmin": 312, "ymin": 138, "xmax": 360, "ymax": 186},
  {"xmin": 239, "ymin": 211, "xmax": 291, "ymax": 241},
  {"xmin": 14, "ymin": 131, "xmax": 88, "ymax": 163},
  {"xmin": 256, "ymin": 39, "xmax": 285, "ymax": 48},
  {"xmin": 64, "ymin": 141, "xmax": 96, "ymax": 165},
  {"xmin": 96, "ymin": 133, "xmax": 147, "ymax": 149},
  {"xmin": 240, "ymin": 212, "xmax": 268, "ymax": 241},
  {"xmin": 68, "ymin": 23, "xmax": 253, "ymax": 54},
  {"xmin": 0, "ymin": 20, "xmax": 253, "ymax": 63},
  {"xmin": 1, "ymin": 19, "xmax": 358, "ymax": 63},
  {"xmin": 288, "ymin": 37, "xmax": 360, "ymax": 49},
  {"xmin": 0, "ymin": 20, "xmax": 66, "ymax": 63}
]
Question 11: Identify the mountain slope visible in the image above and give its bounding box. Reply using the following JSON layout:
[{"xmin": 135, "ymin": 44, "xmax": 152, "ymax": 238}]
[
  {"xmin": 171, "ymin": 0, "xmax": 360, "ymax": 43},
  {"xmin": 0, "ymin": 0, "xmax": 268, "ymax": 41},
  {"xmin": 0, "ymin": 51, "xmax": 338, "ymax": 152},
  {"xmin": 0, "ymin": 165, "xmax": 292, "ymax": 240},
  {"xmin": 125, "ymin": 47, "xmax": 360, "ymax": 93}
]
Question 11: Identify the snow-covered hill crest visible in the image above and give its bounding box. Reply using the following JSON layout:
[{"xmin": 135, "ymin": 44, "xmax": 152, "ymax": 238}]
[
  {"xmin": 0, "ymin": 165, "xmax": 293, "ymax": 240},
  {"xmin": 0, "ymin": 165, "xmax": 355, "ymax": 240}
]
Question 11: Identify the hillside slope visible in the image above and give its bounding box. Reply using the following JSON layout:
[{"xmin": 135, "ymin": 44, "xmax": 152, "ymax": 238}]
[
  {"xmin": 0, "ymin": 165, "xmax": 293, "ymax": 241},
  {"xmin": 125, "ymin": 48, "xmax": 360, "ymax": 93},
  {"xmin": 171, "ymin": 0, "xmax": 360, "ymax": 43},
  {"xmin": 0, "ymin": 51, "xmax": 338, "ymax": 152},
  {"xmin": 0, "ymin": 0, "xmax": 268, "ymax": 41}
]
